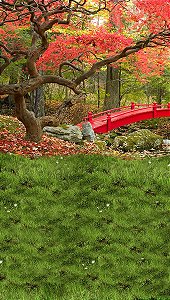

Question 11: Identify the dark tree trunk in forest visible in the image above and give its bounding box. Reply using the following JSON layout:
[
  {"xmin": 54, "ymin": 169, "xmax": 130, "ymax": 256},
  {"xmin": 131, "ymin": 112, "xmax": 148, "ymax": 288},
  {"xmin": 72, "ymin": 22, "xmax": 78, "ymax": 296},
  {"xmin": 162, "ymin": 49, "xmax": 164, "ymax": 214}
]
[
  {"xmin": 97, "ymin": 72, "xmax": 100, "ymax": 108},
  {"xmin": 7, "ymin": 73, "xmax": 18, "ymax": 109},
  {"xmin": 30, "ymin": 85, "xmax": 45, "ymax": 117},
  {"xmin": 103, "ymin": 65, "xmax": 121, "ymax": 110},
  {"xmin": 157, "ymin": 86, "xmax": 164, "ymax": 104},
  {"xmin": 14, "ymin": 94, "xmax": 43, "ymax": 142}
]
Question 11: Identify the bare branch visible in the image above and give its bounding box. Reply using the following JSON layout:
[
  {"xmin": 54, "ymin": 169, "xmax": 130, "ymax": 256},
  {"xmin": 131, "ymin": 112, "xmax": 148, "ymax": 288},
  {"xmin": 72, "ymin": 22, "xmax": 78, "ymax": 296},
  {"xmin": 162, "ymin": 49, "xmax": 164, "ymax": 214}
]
[{"xmin": 59, "ymin": 61, "xmax": 84, "ymax": 77}]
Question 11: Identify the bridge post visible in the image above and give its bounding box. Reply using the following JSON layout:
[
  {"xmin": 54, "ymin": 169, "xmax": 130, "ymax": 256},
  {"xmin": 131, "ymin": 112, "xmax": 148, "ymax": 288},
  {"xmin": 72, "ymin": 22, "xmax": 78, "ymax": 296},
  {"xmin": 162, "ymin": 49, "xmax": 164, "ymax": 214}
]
[
  {"xmin": 131, "ymin": 102, "xmax": 135, "ymax": 109},
  {"xmin": 107, "ymin": 113, "xmax": 111, "ymax": 131},
  {"xmin": 87, "ymin": 112, "xmax": 93, "ymax": 123},
  {"xmin": 153, "ymin": 102, "xmax": 157, "ymax": 118},
  {"xmin": 167, "ymin": 102, "xmax": 170, "ymax": 109}
]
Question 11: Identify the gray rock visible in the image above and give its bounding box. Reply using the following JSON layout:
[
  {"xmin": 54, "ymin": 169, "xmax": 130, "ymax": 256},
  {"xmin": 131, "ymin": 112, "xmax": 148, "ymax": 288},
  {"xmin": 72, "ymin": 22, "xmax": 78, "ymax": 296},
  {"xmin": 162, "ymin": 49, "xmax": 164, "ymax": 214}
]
[
  {"xmin": 43, "ymin": 124, "xmax": 83, "ymax": 143},
  {"xmin": 162, "ymin": 139, "xmax": 170, "ymax": 151},
  {"xmin": 82, "ymin": 122, "xmax": 95, "ymax": 142},
  {"xmin": 112, "ymin": 129, "xmax": 163, "ymax": 152},
  {"xmin": 163, "ymin": 139, "xmax": 170, "ymax": 145}
]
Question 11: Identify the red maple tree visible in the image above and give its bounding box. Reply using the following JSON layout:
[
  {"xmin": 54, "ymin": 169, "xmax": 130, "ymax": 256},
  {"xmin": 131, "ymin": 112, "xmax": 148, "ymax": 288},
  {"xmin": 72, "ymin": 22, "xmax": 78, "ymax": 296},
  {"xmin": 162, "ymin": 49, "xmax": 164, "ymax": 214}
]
[{"xmin": 0, "ymin": 0, "xmax": 170, "ymax": 141}]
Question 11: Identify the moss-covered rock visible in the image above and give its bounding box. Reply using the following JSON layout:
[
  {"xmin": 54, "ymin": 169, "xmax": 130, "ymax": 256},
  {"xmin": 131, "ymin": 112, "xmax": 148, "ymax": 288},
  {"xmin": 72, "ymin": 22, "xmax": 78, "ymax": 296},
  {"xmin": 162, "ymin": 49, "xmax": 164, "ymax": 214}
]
[
  {"xmin": 98, "ymin": 132, "xmax": 118, "ymax": 147},
  {"xmin": 94, "ymin": 140, "xmax": 107, "ymax": 151},
  {"xmin": 112, "ymin": 129, "xmax": 163, "ymax": 152}
]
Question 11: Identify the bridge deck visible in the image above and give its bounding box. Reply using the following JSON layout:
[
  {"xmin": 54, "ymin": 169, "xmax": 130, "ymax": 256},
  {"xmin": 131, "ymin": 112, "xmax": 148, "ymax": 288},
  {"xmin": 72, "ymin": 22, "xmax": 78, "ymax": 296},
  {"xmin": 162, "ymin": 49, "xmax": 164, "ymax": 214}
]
[{"xmin": 78, "ymin": 103, "xmax": 170, "ymax": 133}]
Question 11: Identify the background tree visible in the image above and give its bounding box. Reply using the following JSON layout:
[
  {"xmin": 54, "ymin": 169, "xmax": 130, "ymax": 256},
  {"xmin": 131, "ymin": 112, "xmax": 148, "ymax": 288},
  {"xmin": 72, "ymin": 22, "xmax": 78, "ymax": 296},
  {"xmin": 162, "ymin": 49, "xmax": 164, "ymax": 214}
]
[{"xmin": 103, "ymin": 65, "xmax": 121, "ymax": 110}]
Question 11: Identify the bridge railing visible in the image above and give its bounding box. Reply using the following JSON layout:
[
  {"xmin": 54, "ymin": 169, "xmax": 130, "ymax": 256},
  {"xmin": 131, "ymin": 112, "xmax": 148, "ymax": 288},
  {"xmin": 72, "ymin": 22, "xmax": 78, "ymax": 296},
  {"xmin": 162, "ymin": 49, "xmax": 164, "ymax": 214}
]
[{"xmin": 84, "ymin": 102, "xmax": 170, "ymax": 122}]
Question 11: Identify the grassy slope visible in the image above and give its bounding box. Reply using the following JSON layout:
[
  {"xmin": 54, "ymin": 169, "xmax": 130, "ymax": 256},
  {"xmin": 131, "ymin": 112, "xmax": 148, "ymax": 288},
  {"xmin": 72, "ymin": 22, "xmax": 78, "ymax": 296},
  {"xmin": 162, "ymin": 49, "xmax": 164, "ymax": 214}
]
[{"xmin": 0, "ymin": 153, "xmax": 170, "ymax": 300}]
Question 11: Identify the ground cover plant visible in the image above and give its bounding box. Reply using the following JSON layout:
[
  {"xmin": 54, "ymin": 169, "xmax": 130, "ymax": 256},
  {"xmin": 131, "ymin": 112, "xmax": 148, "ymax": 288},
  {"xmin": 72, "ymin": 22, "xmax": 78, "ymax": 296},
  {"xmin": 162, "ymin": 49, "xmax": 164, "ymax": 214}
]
[{"xmin": 0, "ymin": 153, "xmax": 170, "ymax": 300}]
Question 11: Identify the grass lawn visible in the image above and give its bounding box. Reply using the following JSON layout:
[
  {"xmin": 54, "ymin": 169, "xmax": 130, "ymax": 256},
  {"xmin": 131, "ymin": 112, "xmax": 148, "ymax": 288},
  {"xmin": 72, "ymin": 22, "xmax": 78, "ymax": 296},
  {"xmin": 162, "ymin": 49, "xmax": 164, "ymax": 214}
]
[{"xmin": 0, "ymin": 153, "xmax": 170, "ymax": 300}]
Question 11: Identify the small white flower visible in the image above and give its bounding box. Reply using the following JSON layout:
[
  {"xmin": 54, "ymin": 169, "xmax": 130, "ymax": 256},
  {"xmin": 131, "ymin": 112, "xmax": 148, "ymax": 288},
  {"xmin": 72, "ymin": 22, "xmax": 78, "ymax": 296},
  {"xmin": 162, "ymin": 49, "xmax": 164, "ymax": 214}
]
[
  {"xmin": 32, "ymin": 147, "xmax": 38, "ymax": 151},
  {"xmin": 91, "ymin": 260, "xmax": 95, "ymax": 264},
  {"xmin": 168, "ymin": 164, "xmax": 170, "ymax": 167},
  {"xmin": 60, "ymin": 157, "xmax": 63, "ymax": 159},
  {"xmin": 14, "ymin": 204, "xmax": 17, "ymax": 207},
  {"xmin": 82, "ymin": 263, "xmax": 85, "ymax": 266},
  {"xmin": 0, "ymin": 260, "xmax": 3, "ymax": 264},
  {"xmin": 106, "ymin": 203, "xmax": 110, "ymax": 207},
  {"xmin": 84, "ymin": 267, "xmax": 88, "ymax": 270},
  {"xmin": 56, "ymin": 161, "xmax": 59, "ymax": 164},
  {"xmin": 99, "ymin": 210, "xmax": 103, "ymax": 213},
  {"xmin": 7, "ymin": 210, "xmax": 10, "ymax": 213},
  {"xmin": 148, "ymin": 161, "xmax": 151, "ymax": 164}
]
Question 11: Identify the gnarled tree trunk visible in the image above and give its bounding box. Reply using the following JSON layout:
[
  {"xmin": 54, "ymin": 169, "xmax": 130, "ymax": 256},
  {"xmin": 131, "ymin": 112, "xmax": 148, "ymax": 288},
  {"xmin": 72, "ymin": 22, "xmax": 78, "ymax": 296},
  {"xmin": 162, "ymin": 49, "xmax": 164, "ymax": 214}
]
[{"xmin": 14, "ymin": 94, "xmax": 43, "ymax": 142}]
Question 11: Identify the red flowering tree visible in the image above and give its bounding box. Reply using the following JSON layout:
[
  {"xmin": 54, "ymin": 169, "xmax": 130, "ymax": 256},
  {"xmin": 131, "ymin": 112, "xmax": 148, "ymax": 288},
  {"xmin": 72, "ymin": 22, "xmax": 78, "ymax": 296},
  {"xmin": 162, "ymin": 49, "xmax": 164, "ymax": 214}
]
[{"xmin": 0, "ymin": 0, "xmax": 170, "ymax": 141}]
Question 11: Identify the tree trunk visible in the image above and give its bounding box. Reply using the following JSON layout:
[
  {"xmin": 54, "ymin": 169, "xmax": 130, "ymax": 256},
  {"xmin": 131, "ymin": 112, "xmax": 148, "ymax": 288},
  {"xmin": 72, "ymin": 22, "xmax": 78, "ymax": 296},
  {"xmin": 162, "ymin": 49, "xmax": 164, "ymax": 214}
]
[
  {"xmin": 103, "ymin": 65, "xmax": 121, "ymax": 110},
  {"xmin": 97, "ymin": 72, "xmax": 100, "ymax": 108},
  {"xmin": 157, "ymin": 86, "xmax": 163, "ymax": 104},
  {"xmin": 30, "ymin": 85, "xmax": 45, "ymax": 117},
  {"xmin": 14, "ymin": 94, "xmax": 43, "ymax": 142},
  {"xmin": 7, "ymin": 72, "xmax": 19, "ymax": 109},
  {"xmin": 8, "ymin": 76, "xmax": 15, "ymax": 109}
]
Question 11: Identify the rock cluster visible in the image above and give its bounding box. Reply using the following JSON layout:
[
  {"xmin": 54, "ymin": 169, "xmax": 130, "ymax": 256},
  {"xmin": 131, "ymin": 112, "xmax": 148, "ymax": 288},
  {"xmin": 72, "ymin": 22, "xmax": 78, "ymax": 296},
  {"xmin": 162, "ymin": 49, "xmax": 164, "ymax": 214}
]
[
  {"xmin": 43, "ymin": 124, "xmax": 168, "ymax": 154},
  {"xmin": 43, "ymin": 122, "xmax": 95, "ymax": 144}
]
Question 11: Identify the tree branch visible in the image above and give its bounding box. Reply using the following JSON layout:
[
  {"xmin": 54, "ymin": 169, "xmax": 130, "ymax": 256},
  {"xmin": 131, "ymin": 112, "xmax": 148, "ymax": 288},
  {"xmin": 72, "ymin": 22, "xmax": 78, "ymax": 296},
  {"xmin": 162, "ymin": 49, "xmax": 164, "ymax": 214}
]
[
  {"xmin": 74, "ymin": 31, "xmax": 170, "ymax": 85},
  {"xmin": 59, "ymin": 61, "xmax": 84, "ymax": 77}
]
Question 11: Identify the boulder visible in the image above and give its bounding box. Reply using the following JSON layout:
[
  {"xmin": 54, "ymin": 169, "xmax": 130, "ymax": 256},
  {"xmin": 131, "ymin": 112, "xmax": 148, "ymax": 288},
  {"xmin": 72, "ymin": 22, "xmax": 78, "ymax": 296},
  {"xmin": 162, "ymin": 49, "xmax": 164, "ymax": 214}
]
[
  {"xmin": 43, "ymin": 124, "xmax": 83, "ymax": 143},
  {"xmin": 162, "ymin": 139, "xmax": 170, "ymax": 152},
  {"xmin": 82, "ymin": 122, "xmax": 95, "ymax": 142},
  {"xmin": 112, "ymin": 129, "xmax": 163, "ymax": 151}
]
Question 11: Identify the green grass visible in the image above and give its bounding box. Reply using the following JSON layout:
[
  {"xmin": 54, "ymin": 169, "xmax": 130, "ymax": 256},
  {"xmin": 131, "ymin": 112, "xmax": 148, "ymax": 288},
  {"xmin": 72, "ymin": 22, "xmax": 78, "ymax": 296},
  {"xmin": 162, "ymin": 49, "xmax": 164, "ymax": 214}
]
[{"xmin": 0, "ymin": 153, "xmax": 170, "ymax": 300}]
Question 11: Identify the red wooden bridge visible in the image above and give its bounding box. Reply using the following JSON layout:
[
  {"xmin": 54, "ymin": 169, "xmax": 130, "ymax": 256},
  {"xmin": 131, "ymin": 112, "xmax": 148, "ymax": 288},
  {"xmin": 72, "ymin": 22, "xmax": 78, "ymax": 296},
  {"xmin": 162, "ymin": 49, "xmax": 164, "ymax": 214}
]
[{"xmin": 78, "ymin": 102, "xmax": 170, "ymax": 133}]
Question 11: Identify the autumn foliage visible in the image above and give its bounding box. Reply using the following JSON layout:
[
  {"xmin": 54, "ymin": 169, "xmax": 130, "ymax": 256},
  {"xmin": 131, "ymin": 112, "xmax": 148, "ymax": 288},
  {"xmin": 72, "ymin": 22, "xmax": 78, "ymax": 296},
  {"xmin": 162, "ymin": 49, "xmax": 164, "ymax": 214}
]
[{"xmin": 0, "ymin": 1, "xmax": 170, "ymax": 142}]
